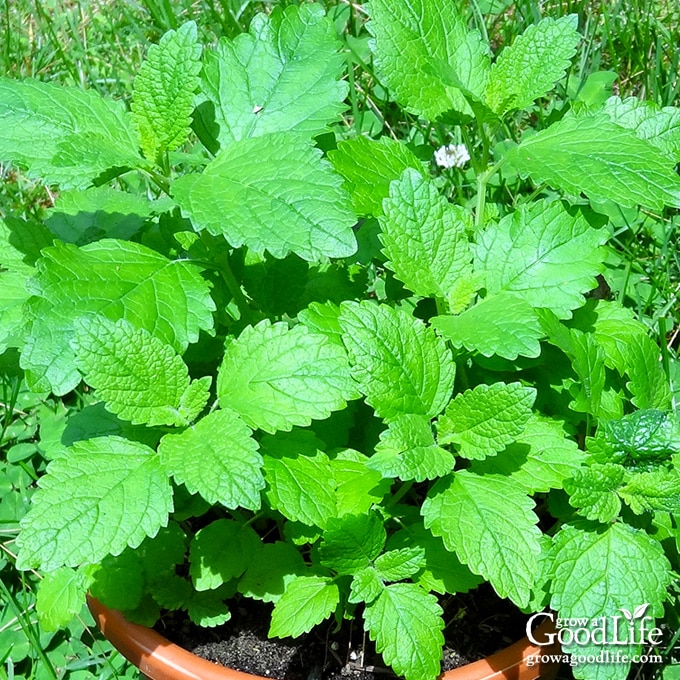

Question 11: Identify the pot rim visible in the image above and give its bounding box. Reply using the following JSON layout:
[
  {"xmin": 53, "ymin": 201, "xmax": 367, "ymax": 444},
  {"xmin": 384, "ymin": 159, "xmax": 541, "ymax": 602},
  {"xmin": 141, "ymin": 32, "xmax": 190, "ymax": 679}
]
[{"xmin": 87, "ymin": 595, "xmax": 561, "ymax": 680}]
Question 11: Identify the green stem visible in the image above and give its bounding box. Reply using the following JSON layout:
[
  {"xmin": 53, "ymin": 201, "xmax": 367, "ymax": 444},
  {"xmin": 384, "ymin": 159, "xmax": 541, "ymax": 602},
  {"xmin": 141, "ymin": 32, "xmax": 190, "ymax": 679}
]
[
  {"xmin": 219, "ymin": 257, "xmax": 251, "ymax": 322},
  {"xmin": 385, "ymin": 481, "xmax": 414, "ymax": 509},
  {"xmin": 474, "ymin": 157, "xmax": 506, "ymax": 230}
]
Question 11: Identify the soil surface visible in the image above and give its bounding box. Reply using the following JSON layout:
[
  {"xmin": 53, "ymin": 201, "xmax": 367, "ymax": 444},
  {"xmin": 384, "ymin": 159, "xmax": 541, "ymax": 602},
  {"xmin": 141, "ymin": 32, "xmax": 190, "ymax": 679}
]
[{"xmin": 155, "ymin": 584, "xmax": 529, "ymax": 680}]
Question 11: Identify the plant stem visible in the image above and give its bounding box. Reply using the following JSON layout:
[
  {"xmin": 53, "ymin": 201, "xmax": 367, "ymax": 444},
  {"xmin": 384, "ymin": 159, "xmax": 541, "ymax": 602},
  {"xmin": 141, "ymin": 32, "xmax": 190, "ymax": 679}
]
[
  {"xmin": 474, "ymin": 157, "xmax": 506, "ymax": 230},
  {"xmin": 219, "ymin": 257, "xmax": 251, "ymax": 322}
]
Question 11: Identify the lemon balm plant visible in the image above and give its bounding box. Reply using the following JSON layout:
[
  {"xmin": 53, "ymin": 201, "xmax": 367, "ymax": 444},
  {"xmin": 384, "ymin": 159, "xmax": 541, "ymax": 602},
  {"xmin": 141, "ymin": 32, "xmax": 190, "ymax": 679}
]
[{"xmin": 1, "ymin": 2, "xmax": 680, "ymax": 680}]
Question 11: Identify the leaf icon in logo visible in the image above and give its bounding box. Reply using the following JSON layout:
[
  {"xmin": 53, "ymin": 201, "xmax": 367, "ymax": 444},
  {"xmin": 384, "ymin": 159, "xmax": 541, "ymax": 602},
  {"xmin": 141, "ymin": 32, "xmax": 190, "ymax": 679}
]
[
  {"xmin": 633, "ymin": 603, "xmax": 650, "ymax": 619},
  {"xmin": 619, "ymin": 608, "xmax": 633, "ymax": 621}
]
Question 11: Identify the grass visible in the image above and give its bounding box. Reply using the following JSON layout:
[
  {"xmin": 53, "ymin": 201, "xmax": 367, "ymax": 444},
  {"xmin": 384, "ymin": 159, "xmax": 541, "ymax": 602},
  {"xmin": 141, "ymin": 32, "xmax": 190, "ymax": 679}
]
[{"xmin": 0, "ymin": 0, "xmax": 679, "ymax": 676}]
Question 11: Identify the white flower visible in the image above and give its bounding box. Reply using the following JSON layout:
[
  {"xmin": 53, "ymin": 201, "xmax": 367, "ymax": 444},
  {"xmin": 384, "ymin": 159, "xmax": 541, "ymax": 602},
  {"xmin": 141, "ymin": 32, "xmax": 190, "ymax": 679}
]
[{"xmin": 434, "ymin": 143, "xmax": 470, "ymax": 169}]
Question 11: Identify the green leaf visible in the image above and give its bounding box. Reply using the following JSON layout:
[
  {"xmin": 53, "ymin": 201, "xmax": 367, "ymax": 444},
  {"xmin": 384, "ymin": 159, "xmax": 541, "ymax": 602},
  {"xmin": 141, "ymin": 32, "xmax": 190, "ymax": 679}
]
[
  {"xmin": 592, "ymin": 303, "xmax": 672, "ymax": 410},
  {"xmin": 389, "ymin": 525, "xmax": 482, "ymax": 595},
  {"xmin": 551, "ymin": 522, "xmax": 671, "ymax": 680},
  {"xmin": 319, "ymin": 512, "xmax": 386, "ymax": 575},
  {"xmin": 603, "ymin": 410, "xmax": 680, "ymax": 472},
  {"xmin": 72, "ymin": 316, "xmax": 207, "ymax": 427},
  {"xmin": 270, "ymin": 575, "xmax": 340, "ymax": 638},
  {"xmin": 619, "ymin": 468, "xmax": 680, "ymax": 515},
  {"xmin": 485, "ymin": 16, "xmax": 580, "ymax": 114},
  {"xmin": 171, "ymin": 132, "xmax": 357, "ymax": 262},
  {"xmin": 217, "ymin": 320, "xmax": 358, "ymax": 434},
  {"xmin": 432, "ymin": 291, "xmax": 543, "ymax": 360},
  {"xmin": 0, "ymin": 270, "xmax": 30, "ymax": 353},
  {"xmin": 201, "ymin": 5, "xmax": 347, "ymax": 147},
  {"xmin": 436, "ymin": 382, "xmax": 535, "ymax": 459},
  {"xmin": 566, "ymin": 329, "xmax": 606, "ymax": 417},
  {"xmin": 46, "ymin": 187, "xmax": 165, "ymax": 245},
  {"xmin": 21, "ymin": 239, "xmax": 215, "ymax": 395},
  {"xmin": 131, "ymin": 22, "xmax": 202, "ymax": 162},
  {"xmin": 363, "ymin": 583, "xmax": 444, "ymax": 680},
  {"xmin": 0, "ymin": 77, "xmax": 141, "ymax": 188},
  {"xmin": 375, "ymin": 547, "xmax": 426, "ymax": 582},
  {"xmin": 17, "ymin": 436, "xmax": 172, "ymax": 570},
  {"xmin": 187, "ymin": 591, "xmax": 231, "ymax": 627},
  {"xmin": 339, "ymin": 301, "xmax": 455, "ymax": 420},
  {"xmin": 349, "ymin": 567, "xmax": 384, "ymax": 604},
  {"xmin": 422, "ymin": 471, "xmax": 540, "ymax": 607},
  {"xmin": 328, "ymin": 137, "xmax": 426, "ymax": 216},
  {"xmin": 603, "ymin": 96, "xmax": 680, "ymax": 162},
  {"xmin": 330, "ymin": 449, "xmax": 392, "ymax": 517},
  {"xmin": 369, "ymin": 415, "xmax": 454, "ymax": 481},
  {"xmin": 367, "ymin": 0, "xmax": 490, "ymax": 119},
  {"xmin": 159, "ymin": 408, "xmax": 263, "ymax": 510},
  {"xmin": 379, "ymin": 169, "xmax": 474, "ymax": 304},
  {"xmin": 189, "ymin": 519, "xmax": 261, "ymax": 591},
  {"xmin": 36, "ymin": 567, "xmax": 88, "ymax": 631},
  {"xmin": 298, "ymin": 301, "xmax": 344, "ymax": 346},
  {"xmin": 238, "ymin": 542, "xmax": 307, "ymax": 603},
  {"xmin": 262, "ymin": 431, "xmax": 337, "ymax": 528},
  {"xmin": 472, "ymin": 415, "xmax": 586, "ymax": 492},
  {"xmin": 89, "ymin": 551, "xmax": 144, "ymax": 612},
  {"xmin": 474, "ymin": 200, "xmax": 607, "ymax": 318},
  {"xmin": 505, "ymin": 113, "xmax": 680, "ymax": 210},
  {"xmin": 564, "ymin": 463, "xmax": 625, "ymax": 522}
]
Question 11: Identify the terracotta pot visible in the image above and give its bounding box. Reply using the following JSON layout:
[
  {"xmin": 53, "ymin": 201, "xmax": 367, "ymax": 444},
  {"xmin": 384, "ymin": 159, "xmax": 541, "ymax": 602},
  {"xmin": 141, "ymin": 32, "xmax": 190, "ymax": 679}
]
[{"xmin": 88, "ymin": 595, "xmax": 561, "ymax": 680}]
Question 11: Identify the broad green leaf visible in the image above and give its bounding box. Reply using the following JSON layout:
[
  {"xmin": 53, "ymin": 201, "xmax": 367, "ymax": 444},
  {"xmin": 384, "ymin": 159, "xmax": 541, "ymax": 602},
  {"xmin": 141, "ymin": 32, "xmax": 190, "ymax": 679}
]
[
  {"xmin": 270, "ymin": 575, "xmax": 340, "ymax": 638},
  {"xmin": 262, "ymin": 431, "xmax": 337, "ymax": 528},
  {"xmin": 436, "ymin": 382, "xmax": 535, "ymax": 459},
  {"xmin": 189, "ymin": 519, "xmax": 261, "ymax": 591},
  {"xmin": 187, "ymin": 592, "xmax": 231, "ymax": 627},
  {"xmin": 375, "ymin": 547, "xmax": 426, "ymax": 582},
  {"xmin": 89, "ymin": 551, "xmax": 145, "ymax": 612},
  {"xmin": 36, "ymin": 567, "xmax": 88, "ymax": 631},
  {"xmin": 433, "ymin": 291, "xmax": 543, "ymax": 360},
  {"xmin": 45, "ymin": 187, "xmax": 167, "ymax": 245},
  {"xmin": 298, "ymin": 301, "xmax": 343, "ymax": 346},
  {"xmin": 369, "ymin": 415, "xmax": 454, "ymax": 481},
  {"xmin": 603, "ymin": 96, "xmax": 680, "ymax": 162},
  {"xmin": 0, "ymin": 77, "xmax": 141, "ymax": 189},
  {"xmin": 364, "ymin": 583, "xmax": 444, "ymax": 680},
  {"xmin": 474, "ymin": 200, "xmax": 608, "ymax": 318},
  {"xmin": 389, "ymin": 525, "xmax": 482, "ymax": 595},
  {"xmin": 330, "ymin": 449, "xmax": 392, "ymax": 517},
  {"xmin": 0, "ymin": 270, "xmax": 30, "ymax": 353},
  {"xmin": 592, "ymin": 303, "xmax": 672, "ymax": 410},
  {"xmin": 217, "ymin": 320, "xmax": 359, "ymax": 434},
  {"xmin": 485, "ymin": 16, "xmax": 580, "ymax": 114},
  {"xmin": 21, "ymin": 239, "xmax": 215, "ymax": 395},
  {"xmin": 201, "ymin": 5, "xmax": 347, "ymax": 147},
  {"xmin": 328, "ymin": 137, "xmax": 426, "ymax": 216},
  {"xmin": 72, "ymin": 316, "xmax": 209, "ymax": 427},
  {"xmin": 564, "ymin": 464, "xmax": 625, "ymax": 522},
  {"xmin": 379, "ymin": 169, "xmax": 474, "ymax": 304},
  {"xmin": 472, "ymin": 415, "xmax": 586, "ymax": 492},
  {"xmin": 349, "ymin": 567, "xmax": 384, "ymax": 604},
  {"xmin": 367, "ymin": 0, "xmax": 490, "ymax": 119},
  {"xmin": 566, "ymin": 329, "xmax": 606, "ymax": 417},
  {"xmin": 17, "ymin": 436, "xmax": 172, "ymax": 570},
  {"xmin": 339, "ymin": 301, "xmax": 455, "ymax": 420},
  {"xmin": 551, "ymin": 523, "xmax": 671, "ymax": 680},
  {"xmin": 619, "ymin": 469, "xmax": 680, "ymax": 514},
  {"xmin": 0, "ymin": 216, "xmax": 51, "ymax": 274},
  {"xmin": 505, "ymin": 113, "xmax": 680, "ymax": 210},
  {"xmin": 422, "ymin": 471, "xmax": 541, "ymax": 607},
  {"xmin": 319, "ymin": 512, "xmax": 386, "ymax": 575},
  {"xmin": 172, "ymin": 132, "xmax": 357, "ymax": 261},
  {"xmin": 159, "ymin": 409, "xmax": 263, "ymax": 510},
  {"xmin": 131, "ymin": 22, "xmax": 202, "ymax": 162},
  {"xmin": 238, "ymin": 542, "xmax": 306, "ymax": 603},
  {"xmin": 602, "ymin": 410, "xmax": 680, "ymax": 469}
]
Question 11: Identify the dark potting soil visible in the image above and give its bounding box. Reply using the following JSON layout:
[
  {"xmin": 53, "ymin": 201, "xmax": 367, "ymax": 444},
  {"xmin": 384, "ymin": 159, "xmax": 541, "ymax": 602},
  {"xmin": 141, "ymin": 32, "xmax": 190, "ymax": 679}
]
[{"xmin": 155, "ymin": 583, "xmax": 529, "ymax": 680}]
